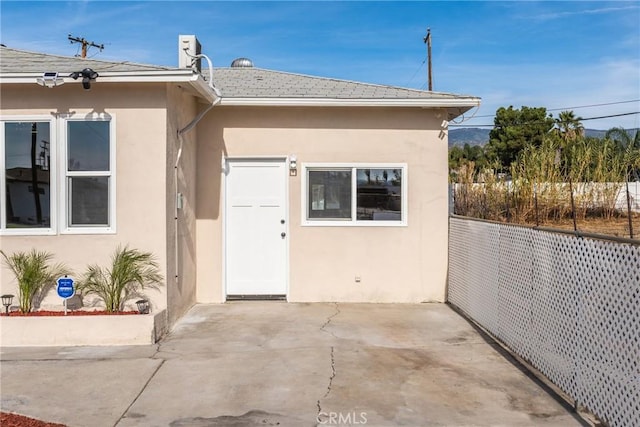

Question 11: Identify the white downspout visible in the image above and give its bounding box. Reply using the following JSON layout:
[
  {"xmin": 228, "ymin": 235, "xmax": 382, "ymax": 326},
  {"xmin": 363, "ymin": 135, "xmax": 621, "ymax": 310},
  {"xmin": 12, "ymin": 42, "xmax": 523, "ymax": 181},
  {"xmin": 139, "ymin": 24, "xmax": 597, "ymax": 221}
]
[{"xmin": 174, "ymin": 52, "xmax": 221, "ymax": 285}]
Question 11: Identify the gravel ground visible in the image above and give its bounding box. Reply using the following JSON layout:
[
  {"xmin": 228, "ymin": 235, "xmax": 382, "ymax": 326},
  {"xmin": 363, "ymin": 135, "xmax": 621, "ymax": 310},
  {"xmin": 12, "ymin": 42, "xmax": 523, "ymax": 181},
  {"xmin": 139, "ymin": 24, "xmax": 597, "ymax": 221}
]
[{"xmin": 0, "ymin": 412, "xmax": 66, "ymax": 427}]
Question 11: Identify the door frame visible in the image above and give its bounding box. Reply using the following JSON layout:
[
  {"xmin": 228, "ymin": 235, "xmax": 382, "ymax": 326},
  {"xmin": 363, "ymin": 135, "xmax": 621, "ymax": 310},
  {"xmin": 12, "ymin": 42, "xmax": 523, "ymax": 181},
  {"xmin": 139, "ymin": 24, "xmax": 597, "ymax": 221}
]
[{"xmin": 222, "ymin": 156, "xmax": 290, "ymax": 301}]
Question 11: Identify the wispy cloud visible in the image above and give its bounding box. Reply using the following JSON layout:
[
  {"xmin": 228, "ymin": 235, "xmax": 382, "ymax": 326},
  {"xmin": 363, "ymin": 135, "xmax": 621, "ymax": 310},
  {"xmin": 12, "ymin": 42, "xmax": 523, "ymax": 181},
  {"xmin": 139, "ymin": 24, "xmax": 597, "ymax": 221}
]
[
  {"xmin": 453, "ymin": 57, "xmax": 640, "ymax": 130},
  {"xmin": 2, "ymin": 1, "xmax": 638, "ymax": 129},
  {"xmin": 533, "ymin": 5, "xmax": 639, "ymax": 21}
]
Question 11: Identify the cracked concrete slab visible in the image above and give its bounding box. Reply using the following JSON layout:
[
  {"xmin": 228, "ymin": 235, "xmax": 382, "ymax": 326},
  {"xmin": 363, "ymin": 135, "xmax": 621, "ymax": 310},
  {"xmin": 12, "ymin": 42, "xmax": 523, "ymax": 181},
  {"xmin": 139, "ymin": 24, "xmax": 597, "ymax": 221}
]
[
  {"xmin": 0, "ymin": 303, "xmax": 586, "ymax": 427},
  {"xmin": 316, "ymin": 346, "xmax": 336, "ymax": 418},
  {"xmin": 0, "ymin": 358, "xmax": 162, "ymax": 427}
]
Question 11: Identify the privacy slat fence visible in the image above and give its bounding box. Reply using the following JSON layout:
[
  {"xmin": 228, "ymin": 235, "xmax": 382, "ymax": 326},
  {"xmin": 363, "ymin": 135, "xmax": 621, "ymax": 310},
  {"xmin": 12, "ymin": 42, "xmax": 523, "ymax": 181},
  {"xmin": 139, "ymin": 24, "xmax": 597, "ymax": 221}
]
[{"xmin": 448, "ymin": 216, "xmax": 640, "ymax": 427}]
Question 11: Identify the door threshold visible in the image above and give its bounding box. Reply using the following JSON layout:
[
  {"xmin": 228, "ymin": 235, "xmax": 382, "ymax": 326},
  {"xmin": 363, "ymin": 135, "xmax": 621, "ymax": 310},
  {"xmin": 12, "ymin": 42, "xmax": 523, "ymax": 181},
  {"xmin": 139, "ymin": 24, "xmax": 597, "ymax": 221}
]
[{"xmin": 226, "ymin": 294, "xmax": 287, "ymax": 301}]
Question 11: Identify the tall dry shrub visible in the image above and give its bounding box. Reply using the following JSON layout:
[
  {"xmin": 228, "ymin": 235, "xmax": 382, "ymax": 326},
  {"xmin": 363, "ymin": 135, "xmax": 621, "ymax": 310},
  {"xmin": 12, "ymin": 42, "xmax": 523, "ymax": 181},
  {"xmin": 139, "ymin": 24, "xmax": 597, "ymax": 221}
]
[
  {"xmin": 512, "ymin": 137, "xmax": 568, "ymax": 223},
  {"xmin": 511, "ymin": 135, "xmax": 632, "ymax": 223}
]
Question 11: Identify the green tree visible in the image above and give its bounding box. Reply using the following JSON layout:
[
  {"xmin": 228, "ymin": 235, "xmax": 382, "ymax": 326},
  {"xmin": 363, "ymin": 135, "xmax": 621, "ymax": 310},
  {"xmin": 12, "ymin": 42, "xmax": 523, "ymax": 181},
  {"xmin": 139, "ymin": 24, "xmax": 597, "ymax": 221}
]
[
  {"xmin": 605, "ymin": 127, "xmax": 640, "ymax": 179},
  {"xmin": 449, "ymin": 143, "xmax": 489, "ymax": 180},
  {"xmin": 605, "ymin": 127, "xmax": 640, "ymax": 153},
  {"xmin": 467, "ymin": 144, "xmax": 489, "ymax": 170},
  {"xmin": 555, "ymin": 110, "xmax": 584, "ymax": 144},
  {"xmin": 449, "ymin": 145, "xmax": 464, "ymax": 169},
  {"xmin": 486, "ymin": 106, "xmax": 555, "ymax": 171}
]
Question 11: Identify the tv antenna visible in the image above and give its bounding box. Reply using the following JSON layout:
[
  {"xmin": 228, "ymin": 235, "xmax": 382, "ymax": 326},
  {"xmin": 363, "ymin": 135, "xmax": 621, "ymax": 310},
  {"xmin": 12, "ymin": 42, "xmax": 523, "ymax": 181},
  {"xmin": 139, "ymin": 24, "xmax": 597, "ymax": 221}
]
[{"xmin": 68, "ymin": 34, "xmax": 104, "ymax": 58}]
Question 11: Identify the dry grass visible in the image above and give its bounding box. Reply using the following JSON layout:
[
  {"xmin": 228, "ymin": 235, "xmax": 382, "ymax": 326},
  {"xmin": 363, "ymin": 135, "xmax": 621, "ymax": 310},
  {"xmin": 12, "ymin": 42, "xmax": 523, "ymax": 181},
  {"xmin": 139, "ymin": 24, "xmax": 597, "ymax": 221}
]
[
  {"xmin": 528, "ymin": 215, "xmax": 639, "ymax": 239},
  {"xmin": 451, "ymin": 181, "xmax": 639, "ymax": 239},
  {"xmin": 451, "ymin": 133, "xmax": 640, "ymax": 240}
]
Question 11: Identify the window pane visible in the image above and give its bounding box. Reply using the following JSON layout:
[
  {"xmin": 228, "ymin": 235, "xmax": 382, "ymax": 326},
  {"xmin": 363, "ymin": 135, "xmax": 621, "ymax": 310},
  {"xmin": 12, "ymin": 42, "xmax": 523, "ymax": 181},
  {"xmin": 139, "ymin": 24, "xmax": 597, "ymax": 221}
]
[
  {"xmin": 308, "ymin": 170, "xmax": 351, "ymax": 219},
  {"xmin": 69, "ymin": 177, "xmax": 109, "ymax": 226},
  {"xmin": 68, "ymin": 121, "xmax": 109, "ymax": 171},
  {"xmin": 356, "ymin": 169, "xmax": 402, "ymax": 221},
  {"xmin": 4, "ymin": 122, "xmax": 51, "ymax": 228}
]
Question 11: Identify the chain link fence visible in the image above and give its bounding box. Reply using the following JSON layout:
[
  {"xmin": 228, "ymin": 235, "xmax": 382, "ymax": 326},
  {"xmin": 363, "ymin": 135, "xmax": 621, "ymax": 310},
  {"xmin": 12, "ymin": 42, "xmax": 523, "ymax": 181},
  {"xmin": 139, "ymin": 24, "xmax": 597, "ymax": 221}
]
[{"xmin": 448, "ymin": 216, "xmax": 639, "ymax": 426}]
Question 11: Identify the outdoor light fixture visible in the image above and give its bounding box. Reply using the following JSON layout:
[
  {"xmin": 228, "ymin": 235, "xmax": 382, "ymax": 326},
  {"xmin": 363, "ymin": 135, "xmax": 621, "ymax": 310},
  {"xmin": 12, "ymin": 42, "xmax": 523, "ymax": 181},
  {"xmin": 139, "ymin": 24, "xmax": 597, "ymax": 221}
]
[
  {"xmin": 136, "ymin": 299, "xmax": 150, "ymax": 314},
  {"xmin": 69, "ymin": 68, "xmax": 99, "ymax": 90},
  {"xmin": 1, "ymin": 294, "xmax": 14, "ymax": 315},
  {"xmin": 36, "ymin": 72, "xmax": 65, "ymax": 88},
  {"xmin": 289, "ymin": 155, "xmax": 297, "ymax": 176}
]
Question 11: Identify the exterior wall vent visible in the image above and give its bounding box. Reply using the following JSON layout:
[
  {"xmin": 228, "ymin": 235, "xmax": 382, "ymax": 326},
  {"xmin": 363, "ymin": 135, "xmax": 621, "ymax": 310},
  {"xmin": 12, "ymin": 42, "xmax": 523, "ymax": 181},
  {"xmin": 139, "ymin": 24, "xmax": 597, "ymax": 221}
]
[
  {"xmin": 230, "ymin": 58, "xmax": 254, "ymax": 68},
  {"xmin": 178, "ymin": 35, "xmax": 202, "ymax": 72}
]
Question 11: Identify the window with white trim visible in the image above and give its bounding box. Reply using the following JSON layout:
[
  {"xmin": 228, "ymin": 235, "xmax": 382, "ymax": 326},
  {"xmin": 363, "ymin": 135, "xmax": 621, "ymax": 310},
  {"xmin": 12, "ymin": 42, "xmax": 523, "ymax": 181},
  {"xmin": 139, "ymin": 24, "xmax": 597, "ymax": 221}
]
[
  {"xmin": 1, "ymin": 120, "xmax": 54, "ymax": 231},
  {"xmin": 1, "ymin": 116, "xmax": 115, "ymax": 234},
  {"xmin": 303, "ymin": 164, "xmax": 407, "ymax": 226},
  {"xmin": 65, "ymin": 120, "xmax": 112, "ymax": 228}
]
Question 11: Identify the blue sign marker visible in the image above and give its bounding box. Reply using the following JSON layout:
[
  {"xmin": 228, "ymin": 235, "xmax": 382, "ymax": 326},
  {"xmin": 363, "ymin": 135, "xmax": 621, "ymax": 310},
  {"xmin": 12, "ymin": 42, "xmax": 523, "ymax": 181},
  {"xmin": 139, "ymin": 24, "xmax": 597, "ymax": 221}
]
[{"xmin": 56, "ymin": 277, "xmax": 75, "ymax": 299}]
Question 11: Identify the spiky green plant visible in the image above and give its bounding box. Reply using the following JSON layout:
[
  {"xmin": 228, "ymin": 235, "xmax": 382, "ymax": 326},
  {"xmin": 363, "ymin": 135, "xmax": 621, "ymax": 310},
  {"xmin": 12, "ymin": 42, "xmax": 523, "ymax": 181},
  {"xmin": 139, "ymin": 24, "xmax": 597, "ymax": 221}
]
[
  {"xmin": 0, "ymin": 249, "xmax": 69, "ymax": 313},
  {"xmin": 77, "ymin": 246, "xmax": 163, "ymax": 312}
]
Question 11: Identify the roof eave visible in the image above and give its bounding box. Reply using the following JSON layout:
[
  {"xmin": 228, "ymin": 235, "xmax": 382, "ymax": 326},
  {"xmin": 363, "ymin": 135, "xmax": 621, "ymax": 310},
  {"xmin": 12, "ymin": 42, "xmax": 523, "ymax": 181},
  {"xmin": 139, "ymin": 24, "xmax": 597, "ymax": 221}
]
[
  {"xmin": 219, "ymin": 97, "xmax": 479, "ymax": 107},
  {"xmin": 219, "ymin": 97, "xmax": 480, "ymax": 117},
  {"xmin": 0, "ymin": 71, "xmax": 217, "ymax": 103},
  {"xmin": 1, "ymin": 69, "xmax": 194, "ymax": 81}
]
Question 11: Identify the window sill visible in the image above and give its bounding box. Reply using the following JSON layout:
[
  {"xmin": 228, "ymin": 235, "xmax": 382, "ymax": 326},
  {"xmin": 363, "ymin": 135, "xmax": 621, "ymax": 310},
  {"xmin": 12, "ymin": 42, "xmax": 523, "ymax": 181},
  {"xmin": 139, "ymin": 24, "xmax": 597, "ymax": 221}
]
[
  {"xmin": 302, "ymin": 221, "xmax": 407, "ymax": 227},
  {"xmin": 1, "ymin": 227, "xmax": 117, "ymax": 236},
  {"xmin": 0, "ymin": 229, "xmax": 57, "ymax": 237},
  {"xmin": 61, "ymin": 227, "xmax": 116, "ymax": 235}
]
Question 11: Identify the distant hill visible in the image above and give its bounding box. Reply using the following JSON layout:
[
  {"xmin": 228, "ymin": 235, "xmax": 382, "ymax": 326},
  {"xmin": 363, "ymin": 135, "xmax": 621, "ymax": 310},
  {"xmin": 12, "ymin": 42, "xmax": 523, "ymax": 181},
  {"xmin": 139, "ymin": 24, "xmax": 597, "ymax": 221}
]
[
  {"xmin": 448, "ymin": 128, "xmax": 638, "ymax": 148},
  {"xmin": 585, "ymin": 129, "xmax": 608, "ymax": 139},
  {"xmin": 448, "ymin": 128, "xmax": 490, "ymax": 147}
]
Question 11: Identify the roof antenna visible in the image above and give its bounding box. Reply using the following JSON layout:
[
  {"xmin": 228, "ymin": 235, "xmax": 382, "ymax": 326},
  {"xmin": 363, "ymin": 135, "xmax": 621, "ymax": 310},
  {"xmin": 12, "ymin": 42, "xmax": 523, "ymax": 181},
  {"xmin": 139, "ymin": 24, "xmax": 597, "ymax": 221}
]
[{"xmin": 68, "ymin": 34, "xmax": 104, "ymax": 58}]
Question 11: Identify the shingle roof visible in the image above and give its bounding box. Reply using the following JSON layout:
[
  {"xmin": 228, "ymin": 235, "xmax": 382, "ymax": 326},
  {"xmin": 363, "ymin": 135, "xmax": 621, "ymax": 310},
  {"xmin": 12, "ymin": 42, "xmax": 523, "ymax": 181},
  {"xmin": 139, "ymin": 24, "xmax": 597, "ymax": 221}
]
[
  {"xmin": 209, "ymin": 67, "xmax": 474, "ymax": 100},
  {"xmin": 0, "ymin": 46, "xmax": 176, "ymax": 73},
  {"xmin": 0, "ymin": 46, "xmax": 479, "ymax": 105}
]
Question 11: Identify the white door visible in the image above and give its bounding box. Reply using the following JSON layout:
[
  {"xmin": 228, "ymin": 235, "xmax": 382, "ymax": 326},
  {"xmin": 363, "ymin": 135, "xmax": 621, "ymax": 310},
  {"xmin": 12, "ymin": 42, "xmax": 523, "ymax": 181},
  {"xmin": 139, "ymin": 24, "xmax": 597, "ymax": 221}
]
[{"xmin": 225, "ymin": 159, "xmax": 288, "ymax": 297}]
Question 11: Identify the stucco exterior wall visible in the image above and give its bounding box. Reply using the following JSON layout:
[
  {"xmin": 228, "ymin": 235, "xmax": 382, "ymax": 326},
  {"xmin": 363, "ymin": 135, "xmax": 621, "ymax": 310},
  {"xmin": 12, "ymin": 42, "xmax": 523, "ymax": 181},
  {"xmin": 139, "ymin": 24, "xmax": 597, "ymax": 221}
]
[
  {"xmin": 0, "ymin": 314, "xmax": 156, "ymax": 346},
  {"xmin": 0, "ymin": 84, "xmax": 169, "ymax": 313},
  {"xmin": 164, "ymin": 84, "xmax": 200, "ymax": 325},
  {"xmin": 196, "ymin": 106, "xmax": 449, "ymax": 303}
]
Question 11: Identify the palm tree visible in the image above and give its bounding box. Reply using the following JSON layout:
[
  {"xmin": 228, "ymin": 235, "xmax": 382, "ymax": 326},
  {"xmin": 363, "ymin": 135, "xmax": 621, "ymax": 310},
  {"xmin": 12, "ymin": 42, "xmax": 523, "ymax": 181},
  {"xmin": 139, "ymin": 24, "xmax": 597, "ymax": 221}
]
[
  {"xmin": 605, "ymin": 127, "xmax": 639, "ymax": 152},
  {"xmin": 555, "ymin": 110, "xmax": 584, "ymax": 144},
  {"xmin": 77, "ymin": 246, "xmax": 163, "ymax": 312},
  {"xmin": 605, "ymin": 127, "xmax": 640, "ymax": 180},
  {"xmin": 0, "ymin": 250, "xmax": 69, "ymax": 313}
]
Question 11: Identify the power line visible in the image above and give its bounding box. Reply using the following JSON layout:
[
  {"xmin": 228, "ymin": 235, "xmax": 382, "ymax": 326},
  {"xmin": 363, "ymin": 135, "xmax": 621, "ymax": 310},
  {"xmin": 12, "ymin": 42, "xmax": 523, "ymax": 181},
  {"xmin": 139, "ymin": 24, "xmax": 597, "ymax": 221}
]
[
  {"xmin": 580, "ymin": 111, "xmax": 640, "ymax": 121},
  {"xmin": 449, "ymin": 111, "xmax": 640, "ymax": 128},
  {"xmin": 547, "ymin": 100, "xmax": 640, "ymax": 112},
  {"xmin": 405, "ymin": 59, "xmax": 426, "ymax": 88},
  {"xmin": 469, "ymin": 99, "xmax": 640, "ymax": 119},
  {"xmin": 68, "ymin": 34, "xmax": 104, "ymax": 58}
]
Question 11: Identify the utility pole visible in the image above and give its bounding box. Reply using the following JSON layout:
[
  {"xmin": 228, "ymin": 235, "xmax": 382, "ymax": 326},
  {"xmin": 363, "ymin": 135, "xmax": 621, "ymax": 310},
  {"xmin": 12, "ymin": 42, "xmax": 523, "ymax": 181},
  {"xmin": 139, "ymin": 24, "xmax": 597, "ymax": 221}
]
[
  {"xmin": 423, "ymin": 28, "xmax": 433, "ymax": 91},
  {"xmin": 39, "ymin": 139, "xmax": 50, "ymax": 171},
  {"xmin": 30, "ymin": 123, "xmax": 43, "ymax": 225},
  {"xmin": 68, "ymin": 34, "xmax": 104, "ymax": 58}
]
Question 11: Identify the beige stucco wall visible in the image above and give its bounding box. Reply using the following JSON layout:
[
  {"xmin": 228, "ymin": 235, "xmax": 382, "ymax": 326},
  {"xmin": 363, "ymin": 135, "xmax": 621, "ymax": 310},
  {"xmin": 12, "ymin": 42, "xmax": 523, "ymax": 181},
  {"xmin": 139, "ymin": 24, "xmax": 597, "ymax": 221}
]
[
  {"xmin": 0, "ymin": 314, "xmax": 156, "ymax": 346},
  {"xmin": 2, "ymin": 86, "xmax": 452, "ymax": 334},
  {"xmin": 196, "ymin": 106, "xmax": 450, "ymax": 303},
  {"xmin": 164, "ymin": 84, "xmax": 200, "ymax": 325},
  {"xmin": 0, "ymin": 83, "xmax": 169, "ymax": 314}
]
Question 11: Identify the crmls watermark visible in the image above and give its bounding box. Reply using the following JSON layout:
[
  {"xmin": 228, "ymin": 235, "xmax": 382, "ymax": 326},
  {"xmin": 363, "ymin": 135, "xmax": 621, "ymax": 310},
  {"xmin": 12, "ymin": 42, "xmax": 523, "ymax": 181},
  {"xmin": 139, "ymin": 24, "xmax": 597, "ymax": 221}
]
[{"xmin": 317, "ymin": 411, "xmax": 368, "ymax": 425}]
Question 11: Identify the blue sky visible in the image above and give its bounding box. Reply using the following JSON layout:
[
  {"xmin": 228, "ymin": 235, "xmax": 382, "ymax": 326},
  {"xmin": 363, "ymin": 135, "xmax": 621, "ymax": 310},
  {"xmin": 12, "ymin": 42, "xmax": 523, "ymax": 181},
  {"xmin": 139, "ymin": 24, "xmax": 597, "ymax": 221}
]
[{"xmin": 1, "ymin": 1, "xmax": 639, "ymax": 130}]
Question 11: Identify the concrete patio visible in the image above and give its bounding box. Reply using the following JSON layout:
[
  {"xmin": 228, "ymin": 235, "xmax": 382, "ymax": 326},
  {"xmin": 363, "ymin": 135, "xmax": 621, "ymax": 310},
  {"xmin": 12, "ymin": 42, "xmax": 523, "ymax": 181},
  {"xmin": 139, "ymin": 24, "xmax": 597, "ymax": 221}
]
[{"xmin": 0, "ymin": 303, "xmax": 585, "ymax": 426}]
